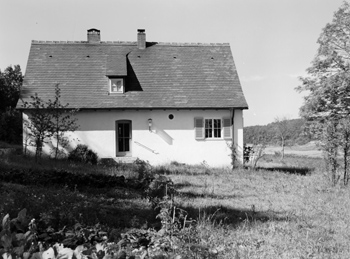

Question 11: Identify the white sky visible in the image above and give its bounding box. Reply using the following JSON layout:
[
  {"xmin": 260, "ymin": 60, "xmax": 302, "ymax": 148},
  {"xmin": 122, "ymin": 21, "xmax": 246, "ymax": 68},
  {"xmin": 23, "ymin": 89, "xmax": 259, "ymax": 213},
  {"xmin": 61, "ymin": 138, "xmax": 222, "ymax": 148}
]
[{"xmin": 0, "ymin": 0, "xmax": 345, "ymax": 126}]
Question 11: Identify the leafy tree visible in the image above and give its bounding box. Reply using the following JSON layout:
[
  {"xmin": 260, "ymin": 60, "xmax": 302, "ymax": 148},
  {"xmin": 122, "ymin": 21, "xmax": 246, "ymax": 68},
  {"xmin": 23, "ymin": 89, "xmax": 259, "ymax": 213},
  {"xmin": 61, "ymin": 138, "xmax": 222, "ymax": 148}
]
[
  {"xmin": 339, "ymin": 118, "xmax": 350, "ymax": 184},
  {"xmin": 296, "ymin": 1, "xmax": 350, "ymax": 185},
  {"xmin": 47, "ymin": 84, "xmax": 79, "ymax": 159},
  {"xmin": 0, "ymin": 65, "xmax": 23, "ymax": 144},
  {"xmin": 22, "ymin": 93, "xmax": 54, "ymax": 160},
  {"xmin": 0, "ymin": 65, "xmax": 23, "ymax": 111},
  {"xmin": 274, "ymin": 116, "xmax": 292, "ymax": 161},
  {"xmin": 22, "ymin": 84, "xmax": 79, "ymax": 161}
]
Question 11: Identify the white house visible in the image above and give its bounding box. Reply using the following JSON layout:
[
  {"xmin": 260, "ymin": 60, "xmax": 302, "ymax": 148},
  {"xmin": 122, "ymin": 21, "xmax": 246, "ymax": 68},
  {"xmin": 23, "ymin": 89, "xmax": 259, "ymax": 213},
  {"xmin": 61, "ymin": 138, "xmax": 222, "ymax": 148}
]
[{"xmin": 18, "ymin": 29, "xmax": 248, "ymax": 167}]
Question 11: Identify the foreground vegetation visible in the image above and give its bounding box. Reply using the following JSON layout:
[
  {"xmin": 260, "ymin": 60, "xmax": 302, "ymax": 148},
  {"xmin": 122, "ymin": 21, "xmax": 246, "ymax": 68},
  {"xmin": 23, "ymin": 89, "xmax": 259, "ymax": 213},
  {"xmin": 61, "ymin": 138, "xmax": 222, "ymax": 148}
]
[{"xmin": 1, "ymin": 152, "xmax": 350, "ymax": 258}]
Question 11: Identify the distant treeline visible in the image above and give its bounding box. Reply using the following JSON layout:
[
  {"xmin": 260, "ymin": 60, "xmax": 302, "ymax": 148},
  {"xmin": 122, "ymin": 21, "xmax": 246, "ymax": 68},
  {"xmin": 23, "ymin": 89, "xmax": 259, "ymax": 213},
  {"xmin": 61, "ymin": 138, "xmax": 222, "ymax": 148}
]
[{"xmin": 244, "ymin": 118, "xmax": 313, "ymax": 145}]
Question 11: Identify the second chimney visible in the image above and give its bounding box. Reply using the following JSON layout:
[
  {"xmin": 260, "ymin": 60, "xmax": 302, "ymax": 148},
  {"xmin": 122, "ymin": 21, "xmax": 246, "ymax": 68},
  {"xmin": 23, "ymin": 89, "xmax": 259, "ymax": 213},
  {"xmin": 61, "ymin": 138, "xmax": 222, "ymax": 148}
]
[
  {"xmin": 137, "ymin": 29, "xmax": 146, "ymax": 49},
  {"xmin": 87, "ymin": 28, "xmax": 100, "ymax": 43}
]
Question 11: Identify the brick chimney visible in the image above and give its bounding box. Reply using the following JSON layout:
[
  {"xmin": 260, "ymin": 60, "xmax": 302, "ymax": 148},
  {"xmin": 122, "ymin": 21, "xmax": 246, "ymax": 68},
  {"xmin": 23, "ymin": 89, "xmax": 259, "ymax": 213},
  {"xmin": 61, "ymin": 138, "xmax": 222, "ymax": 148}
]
[
  {"xmin": 137, "ymin": 29, "xmax": 146, "ymax": 49},
  {"xmin": 87, "ymin": 28, "xmax": 100, "ymax": 43}
]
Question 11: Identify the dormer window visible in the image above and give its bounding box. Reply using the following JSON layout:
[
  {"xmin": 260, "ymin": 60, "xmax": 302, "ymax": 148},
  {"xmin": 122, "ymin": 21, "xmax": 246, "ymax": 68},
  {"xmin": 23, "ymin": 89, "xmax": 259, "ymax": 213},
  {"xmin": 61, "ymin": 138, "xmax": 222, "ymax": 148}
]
[{"xmin": 110, "ymin": 78, "xmax": 124, "ymax": 93}]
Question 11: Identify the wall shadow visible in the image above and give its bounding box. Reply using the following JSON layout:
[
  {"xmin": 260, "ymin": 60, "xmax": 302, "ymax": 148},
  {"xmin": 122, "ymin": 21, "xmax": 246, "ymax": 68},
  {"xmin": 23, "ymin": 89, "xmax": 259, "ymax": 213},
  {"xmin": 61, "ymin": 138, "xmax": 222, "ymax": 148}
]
[{"xmin": 154, "ymin": 125, "xmax": 173, "ymax": 145}]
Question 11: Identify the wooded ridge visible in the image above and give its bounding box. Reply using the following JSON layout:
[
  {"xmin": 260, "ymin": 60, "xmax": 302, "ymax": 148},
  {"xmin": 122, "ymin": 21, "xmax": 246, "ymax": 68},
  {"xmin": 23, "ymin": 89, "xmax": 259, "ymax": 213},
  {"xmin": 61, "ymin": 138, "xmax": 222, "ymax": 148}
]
[{"xmin": 244, "ymin": 118, "xmax": 313, "ymax": 145}]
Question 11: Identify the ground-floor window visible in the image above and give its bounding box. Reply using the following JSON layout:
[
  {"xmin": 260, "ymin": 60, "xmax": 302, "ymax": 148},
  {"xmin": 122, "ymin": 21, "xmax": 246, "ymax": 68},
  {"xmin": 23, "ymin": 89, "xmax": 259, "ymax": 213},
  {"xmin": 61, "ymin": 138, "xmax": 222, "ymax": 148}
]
[
  {"xmin": 205, "ymin": 119, "xmax": 221, "ymax": 138},
  {"xmin": 195, "ymin": 117, "xmax": 232, "ymax": 140}
]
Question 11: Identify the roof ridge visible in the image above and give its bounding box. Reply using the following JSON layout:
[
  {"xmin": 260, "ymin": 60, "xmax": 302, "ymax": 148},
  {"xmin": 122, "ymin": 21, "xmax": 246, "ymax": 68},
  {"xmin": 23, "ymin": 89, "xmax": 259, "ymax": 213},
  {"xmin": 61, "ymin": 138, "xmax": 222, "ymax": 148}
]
[
  {"xmin": 157, "ymin": 42, "xmax": 229, "ymax": 46},
  {"xmin": 31, "ymin": 40, "xmax": 137, "ymax": 45},
  {"xmin": 31, "ymin": 40, "xmax": 229, "ymax": 46}
]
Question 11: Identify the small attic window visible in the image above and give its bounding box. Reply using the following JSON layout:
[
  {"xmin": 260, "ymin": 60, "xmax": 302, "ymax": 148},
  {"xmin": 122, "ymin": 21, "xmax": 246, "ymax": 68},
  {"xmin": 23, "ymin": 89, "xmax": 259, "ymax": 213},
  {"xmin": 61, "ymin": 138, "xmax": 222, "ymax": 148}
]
[{"xmin": 110, "ymin": 78, "xmax": 124, "ymax": 93}]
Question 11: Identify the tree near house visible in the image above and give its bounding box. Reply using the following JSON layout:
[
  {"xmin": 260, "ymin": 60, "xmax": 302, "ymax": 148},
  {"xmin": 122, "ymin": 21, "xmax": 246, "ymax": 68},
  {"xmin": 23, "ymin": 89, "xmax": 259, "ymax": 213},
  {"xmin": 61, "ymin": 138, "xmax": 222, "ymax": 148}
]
[
  {"xmin": 22, "ymin": 93, "xmax": 54, "ymax": 160},
  {"xmin": 245, "ymin": 130, "xmax": 268, "ymax": 169},
  {"xmin": 274, "ymin": 116, "xmax": 290, "ymax": 161},
  {"xmin": 296, "ymin": 1, "xmax": 350, "ymax": 185},
  {"xmin": 22, "ymin": 84, "xmax": 79, "ymax": 160},
  {"xmin": 47, "ymin": 84, "xmax": 79, "ymax": 159},
  {"xmin": 0, "ymin": 65, "xmax": 23, "ymax": 144}
]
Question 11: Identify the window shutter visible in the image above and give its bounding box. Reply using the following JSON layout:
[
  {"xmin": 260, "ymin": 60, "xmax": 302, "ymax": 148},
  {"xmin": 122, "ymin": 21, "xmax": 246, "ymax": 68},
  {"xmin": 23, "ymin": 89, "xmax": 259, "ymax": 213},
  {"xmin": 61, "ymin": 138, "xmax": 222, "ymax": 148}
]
[
  {"xmin": 194, "ymin": 117, "xmax": 204, "ymax": 140},
  {"xmin": 223, "ymin": 117, "xmax": 232, "ymax": 139}
]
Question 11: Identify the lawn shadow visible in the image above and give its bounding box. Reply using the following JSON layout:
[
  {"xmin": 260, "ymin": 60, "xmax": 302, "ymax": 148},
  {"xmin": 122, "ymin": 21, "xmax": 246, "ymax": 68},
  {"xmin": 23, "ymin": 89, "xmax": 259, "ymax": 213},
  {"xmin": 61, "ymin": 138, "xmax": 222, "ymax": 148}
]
[
  {"xmin": 255, "ymin": 166, "xmax": 314, "ymax": 175},
  {"xmin": 174, "ymin": 182, "xmax": 202, "ymax": 188},
  {"xmin": 92, "ymin": 200, "xmax": 158, "ymax": 230},
  {"xmin": 178, "ymin": 191, "xmax": 241, "ymax": 200},
  {"xmin": 182, "ymin": 205, "xmax": 294, "ymax": 227},
  {"xmin": 0, "ymin": 182, "xmax": 157, "ymax": 232},
  {"xmin": 104, "ymin": 198, "xmax": 293, "ymax": 231}
]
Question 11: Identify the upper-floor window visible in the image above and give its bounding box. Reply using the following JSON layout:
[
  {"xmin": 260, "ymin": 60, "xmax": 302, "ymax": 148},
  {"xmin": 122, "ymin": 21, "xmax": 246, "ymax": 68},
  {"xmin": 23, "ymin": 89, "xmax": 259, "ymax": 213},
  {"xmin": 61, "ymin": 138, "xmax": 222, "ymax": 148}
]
[{"xmin": 110, "ymin": 78, "xmax": 124, "ymax": 93}]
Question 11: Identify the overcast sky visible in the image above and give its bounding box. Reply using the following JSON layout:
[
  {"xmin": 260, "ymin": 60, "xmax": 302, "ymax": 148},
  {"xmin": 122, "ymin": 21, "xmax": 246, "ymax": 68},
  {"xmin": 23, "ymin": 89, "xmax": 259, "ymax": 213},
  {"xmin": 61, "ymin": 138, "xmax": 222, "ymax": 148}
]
[{"xmin": 0, "ymin": 0, "xmax": 345, "ymax": 126}]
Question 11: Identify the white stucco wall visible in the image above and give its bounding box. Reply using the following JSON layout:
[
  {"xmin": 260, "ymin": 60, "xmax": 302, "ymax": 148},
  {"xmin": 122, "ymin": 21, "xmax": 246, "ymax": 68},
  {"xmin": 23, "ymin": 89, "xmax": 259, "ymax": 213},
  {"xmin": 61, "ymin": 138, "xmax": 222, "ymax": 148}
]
[{"xmin": 22, "ymin": 109, "xmax": 245, "ymax": 167}]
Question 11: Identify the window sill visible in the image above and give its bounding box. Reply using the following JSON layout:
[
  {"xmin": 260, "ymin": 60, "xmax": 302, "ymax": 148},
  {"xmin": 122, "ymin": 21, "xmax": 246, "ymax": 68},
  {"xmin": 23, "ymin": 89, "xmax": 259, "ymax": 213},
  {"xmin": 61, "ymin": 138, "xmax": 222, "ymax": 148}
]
[
  {"xmin": 109, "ymin": 92, "xmax": 125, "ymax": 96},
  {"xmin": 197, "ymin": 138, "xmax": 227, "ymax": 141}
]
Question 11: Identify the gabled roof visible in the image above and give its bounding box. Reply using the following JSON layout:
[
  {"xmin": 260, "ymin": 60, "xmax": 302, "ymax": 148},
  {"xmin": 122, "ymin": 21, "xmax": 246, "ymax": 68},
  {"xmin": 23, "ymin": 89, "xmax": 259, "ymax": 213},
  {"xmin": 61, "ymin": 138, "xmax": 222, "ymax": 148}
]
[{"xmin": 18, "ymin": 35, "xmax": 248, "ymax": 110}]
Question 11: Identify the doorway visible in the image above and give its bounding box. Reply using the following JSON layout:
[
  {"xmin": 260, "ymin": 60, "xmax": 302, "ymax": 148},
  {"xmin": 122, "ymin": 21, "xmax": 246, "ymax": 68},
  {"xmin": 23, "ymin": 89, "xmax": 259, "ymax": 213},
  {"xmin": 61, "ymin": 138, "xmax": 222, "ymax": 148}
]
[{"xmin": 116, "ymin": 120, "xmax": 132, "ymax": 156}]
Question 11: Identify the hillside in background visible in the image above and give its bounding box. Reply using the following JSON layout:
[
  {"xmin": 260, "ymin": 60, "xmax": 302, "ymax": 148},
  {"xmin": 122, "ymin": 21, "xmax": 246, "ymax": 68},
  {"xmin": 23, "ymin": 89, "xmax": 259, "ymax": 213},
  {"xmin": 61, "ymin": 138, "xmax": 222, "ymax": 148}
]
[{"xmin": 244, "ymin": 118, "xmax": 313, "ymax": 146}]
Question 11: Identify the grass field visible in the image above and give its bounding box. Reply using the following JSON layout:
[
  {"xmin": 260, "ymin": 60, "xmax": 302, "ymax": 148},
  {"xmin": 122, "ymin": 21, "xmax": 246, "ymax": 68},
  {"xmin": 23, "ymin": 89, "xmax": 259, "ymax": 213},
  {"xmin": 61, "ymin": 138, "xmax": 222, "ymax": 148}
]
[
  {"xmin": 265, "ymin": 141, "xmax": 323, "ymax": 158},
  {"xmin": 168, "ymin": 156, "xmax": 350, "ymax": 258},
  {"xmin": 1, "ymin": 147, "xmax": 350, "ymax": 258}
]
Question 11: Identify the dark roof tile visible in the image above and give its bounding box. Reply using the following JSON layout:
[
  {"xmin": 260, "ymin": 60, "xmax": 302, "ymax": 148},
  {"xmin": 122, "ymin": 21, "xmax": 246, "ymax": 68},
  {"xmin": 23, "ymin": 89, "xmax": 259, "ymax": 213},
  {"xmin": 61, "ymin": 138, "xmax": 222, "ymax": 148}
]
[{"xmin": 18, "ymin": 40, "xmax": 248, "ymax": 109}]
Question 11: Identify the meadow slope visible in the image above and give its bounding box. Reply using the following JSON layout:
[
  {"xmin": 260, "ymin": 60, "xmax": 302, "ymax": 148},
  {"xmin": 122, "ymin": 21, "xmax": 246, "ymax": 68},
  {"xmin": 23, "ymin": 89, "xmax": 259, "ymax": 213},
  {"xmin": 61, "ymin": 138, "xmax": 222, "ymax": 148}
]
[{"xmin": 1, "ymin": 151, "xmax": 350, "ymax": 258}]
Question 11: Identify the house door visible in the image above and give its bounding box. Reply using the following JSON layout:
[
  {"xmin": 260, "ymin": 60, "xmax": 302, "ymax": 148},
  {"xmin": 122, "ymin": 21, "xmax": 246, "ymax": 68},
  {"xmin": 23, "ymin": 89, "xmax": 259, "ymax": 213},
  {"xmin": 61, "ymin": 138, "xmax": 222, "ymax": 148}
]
[{"xmin": 116, "ymin": 120, "xmax": 132, "ymax": 156}]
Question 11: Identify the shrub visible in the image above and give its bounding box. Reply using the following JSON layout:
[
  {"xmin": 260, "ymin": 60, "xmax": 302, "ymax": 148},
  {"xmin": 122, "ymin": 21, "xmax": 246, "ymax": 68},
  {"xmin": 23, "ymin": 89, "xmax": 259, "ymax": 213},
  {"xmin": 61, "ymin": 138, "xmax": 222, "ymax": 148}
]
[
  {"xmin": 145, "ymin": 174, "xmax": 176, "ymax": 207},
  {"xmin": 230, "ymin": 143, "xmax": 240, "ymax": 169},
  {"xmin": 132, "ymin": 158, "xmax": 152, "ymax": 180},
  {"xmin": 68, "ymin": 144, "xmax": 98, "ymax": 165},
  {"xmin": 0, "ymin": 108, "xmax": 22, "ymax": 144}
]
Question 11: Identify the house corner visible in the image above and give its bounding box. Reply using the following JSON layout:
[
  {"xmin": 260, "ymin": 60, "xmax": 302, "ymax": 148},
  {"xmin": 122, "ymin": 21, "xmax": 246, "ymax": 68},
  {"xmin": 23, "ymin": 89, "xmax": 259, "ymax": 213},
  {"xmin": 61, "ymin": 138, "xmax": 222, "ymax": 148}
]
[{"xmin": 234, "ymin": 109, "xmax": 244, "ymax": 164}]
